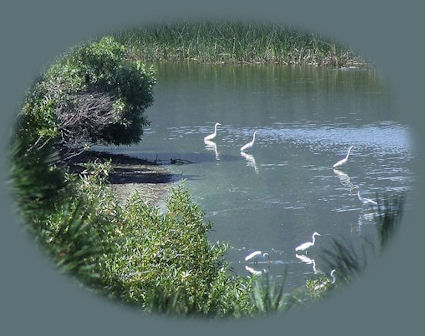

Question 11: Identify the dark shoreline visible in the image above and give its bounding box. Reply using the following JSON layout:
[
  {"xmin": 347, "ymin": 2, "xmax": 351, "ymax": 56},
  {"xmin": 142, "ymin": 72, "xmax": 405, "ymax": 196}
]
[{"xmin": 68, "ymin": 150, "xmax": 177, "ymax": 206}]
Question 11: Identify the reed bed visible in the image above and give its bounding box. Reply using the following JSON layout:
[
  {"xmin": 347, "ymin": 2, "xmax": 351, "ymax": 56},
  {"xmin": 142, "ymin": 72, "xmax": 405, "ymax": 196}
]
[{"xmin": 114, "ymin": 21, "xmax": 363, "ymax": 66}]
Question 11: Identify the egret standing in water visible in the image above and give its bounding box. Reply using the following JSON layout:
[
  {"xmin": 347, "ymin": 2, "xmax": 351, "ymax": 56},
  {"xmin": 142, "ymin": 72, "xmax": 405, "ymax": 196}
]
[
  {"xmin": 330, "ymin": 269, "xmax": 336, "ymax": 284},
  {"xmin": 245, "ymin": 265, "xmax": 267, "ymax": 276},
  {"xmin": 350, "ymin": 185, "xmax": 378, "ymax": 205},
  {"xmin": 295, "ymin": 232, "xmax": 321, "ymax": 253},
  {"xmin": 356, "ymin": 190, "xmax": 378, "ymax": 206},
  {"xmin": 333, "ymin": 146, "xmax": 354, "ymax": 169},
  {"xmin": 240, "ymin": 130, "xmax": 257, "ymax": 152},
  {"xmin": 204, "ymin": 122, "xmax": 221, "ymax": 141},
  {"xmin": 244, "ymin": 250, "xmax": 270, "ymax": 263}
]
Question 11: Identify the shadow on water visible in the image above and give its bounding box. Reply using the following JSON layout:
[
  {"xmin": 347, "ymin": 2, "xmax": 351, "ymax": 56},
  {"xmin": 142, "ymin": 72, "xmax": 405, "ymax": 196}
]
[
  {"xmin": 110, "ymin": 169, "xmax": 203, "ymax": 184},
  {"xmin": 137, "ymin": 151, "xmax": 244, "ymax": 165},
  {"xmin": 109, "ymin": 166, "xmax": 176, "ymax": 184}
]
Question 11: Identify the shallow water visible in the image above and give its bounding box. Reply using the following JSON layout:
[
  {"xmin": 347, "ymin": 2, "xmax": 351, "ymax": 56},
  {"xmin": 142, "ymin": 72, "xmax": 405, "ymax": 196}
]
[{"xmin": 98, "ymin": 63, "xmax": 412, "ymax": 289}]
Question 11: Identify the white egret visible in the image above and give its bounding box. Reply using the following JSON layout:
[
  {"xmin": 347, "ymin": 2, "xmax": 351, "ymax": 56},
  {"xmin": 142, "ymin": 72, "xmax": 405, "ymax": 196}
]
[
  {"xmin": 357, "ymin": 190, "xmax": 377, "ymax": 206},
  {"xmin": 240, "ymin": 130, "xmax": 257, "ymax": 152},
  {"xmin": 313, "ymin": 282, "xmax": 325, "ymax": 291},
  {"xmin": 244, "ymin": 250, "xmax": 270, "ymax": 263},
  {"xmin": 295, "ymin": 232, "xmax": 321, "ymax": 253},
  {"xmin": 296, "ymin": 254, "xmax": 318, "ymax": 274},
  {"xmin": 204, "ymin": 122, "xmax": 221, "ymax": 141},
  {"xmin": 351, "ymin": 185, "xmax": 377, "ymax": 205},
  {"xmin": 245, "ymin": 265, "xmax": 266, "ymax": 276},
  {"xmin": 313, "ymin": 269, "xmax": 336, "ymax": 291},
  {"xmin": 330, "ymin": 269, "xmax": 336, "ymax": 284},
  {"xmin": 333, "ymin": 146, "xmax": 354, "ymax": 169}
]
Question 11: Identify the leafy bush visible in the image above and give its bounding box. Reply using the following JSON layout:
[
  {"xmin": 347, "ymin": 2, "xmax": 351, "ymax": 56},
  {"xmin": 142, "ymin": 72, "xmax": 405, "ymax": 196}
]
[
  {"xmin": 16, "ymin": 36, "xmax": 156, "ymax": 157},
  {"xmin": 94, "ymin": 185, "xmax": 255, "ymax": 317}
]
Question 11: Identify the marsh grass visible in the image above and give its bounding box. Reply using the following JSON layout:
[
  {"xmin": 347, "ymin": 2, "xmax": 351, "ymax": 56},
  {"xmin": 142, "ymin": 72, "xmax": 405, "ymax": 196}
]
[
  {"xmin": 250, "ymin": 270, "xmax": 307, "ymax": 315},
  {"xmin": 305, "ymin": 273, "xmax": 336, "ymax": 299},
  {"xmin": 115, "ymin": 21, "xmax": 362, "ymax": 66},
  {"xmin": 375, "ymin": 193, "xmax": 405, "ymax": 249},
  {"xmin": 317, "ymin": 192, "xmax": 405, "ymax": 290},
  {"xmin": 319, "ymin": 236, "xmax": 369, "ymax": 285}
]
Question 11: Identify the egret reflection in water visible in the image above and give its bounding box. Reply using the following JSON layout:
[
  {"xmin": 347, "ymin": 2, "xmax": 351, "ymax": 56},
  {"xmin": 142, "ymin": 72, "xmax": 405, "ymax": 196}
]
[
  {"xmin": 296, "ymin": 254, "xmax": 318, "ymax": 274},
  {"xmin": 240, "ymin": 151, "xmax": 259, "ymax": 174},
  {"xmin": 333, "ymin": 169, "xmax": 354, "ymax": 190},
  {"xmin": 204, "ymin": 139, "xmax": 220, "ymax": 160},
  {"xmin": 353, "ymin": 210, "xmax": 376, "ymax": 233}
]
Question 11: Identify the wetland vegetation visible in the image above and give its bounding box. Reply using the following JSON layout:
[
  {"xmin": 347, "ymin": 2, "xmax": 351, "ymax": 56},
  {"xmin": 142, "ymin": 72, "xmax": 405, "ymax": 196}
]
[
  {"xmin": 114, "ymin": 21, "xmax": 364, "ymax": 66},
  {"xmin": 8, "ymin": 22, "xmax": 405, "ymax": 318}
]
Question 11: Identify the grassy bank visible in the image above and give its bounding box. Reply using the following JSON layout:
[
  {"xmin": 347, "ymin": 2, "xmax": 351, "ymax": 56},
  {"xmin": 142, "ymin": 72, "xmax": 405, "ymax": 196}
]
[{"xmin": 114, "ymin": 21, "xmax": 363, "ymax": 66}]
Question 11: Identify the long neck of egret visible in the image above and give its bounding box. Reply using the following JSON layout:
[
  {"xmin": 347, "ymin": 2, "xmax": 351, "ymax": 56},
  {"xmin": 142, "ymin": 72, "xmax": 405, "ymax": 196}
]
[
  {"xmin": 330, "ymin": 270, "xmax": 336, "ymax": 283},
  {"xmin": 345, "ymin": 147, "xmax": 353, "ymax": 160}
]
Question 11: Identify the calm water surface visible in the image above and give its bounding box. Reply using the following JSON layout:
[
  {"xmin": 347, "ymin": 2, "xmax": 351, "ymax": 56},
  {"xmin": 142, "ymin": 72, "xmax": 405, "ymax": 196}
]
[{"xmin": 98, "ymin": 63, "xmax": 412, "ymax": 289}]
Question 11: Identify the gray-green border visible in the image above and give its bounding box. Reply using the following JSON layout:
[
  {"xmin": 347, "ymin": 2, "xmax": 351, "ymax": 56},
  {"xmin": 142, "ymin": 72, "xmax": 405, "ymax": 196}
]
[{"xmin": 1, "ymin": 0, "xmax": 423, "ymax": 335}]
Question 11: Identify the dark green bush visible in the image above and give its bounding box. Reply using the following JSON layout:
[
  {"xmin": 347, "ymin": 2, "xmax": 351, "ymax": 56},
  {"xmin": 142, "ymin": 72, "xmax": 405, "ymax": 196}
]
[{"xmin": 16, "ymin": 36, "xmax": 156, "ymax": 155}]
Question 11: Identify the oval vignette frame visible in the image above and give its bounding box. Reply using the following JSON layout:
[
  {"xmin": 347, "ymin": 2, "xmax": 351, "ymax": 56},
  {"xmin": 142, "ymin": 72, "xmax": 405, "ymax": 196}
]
[{"xmin": 0, "ymin": 1, "xmax": 423, "ymax": 335}]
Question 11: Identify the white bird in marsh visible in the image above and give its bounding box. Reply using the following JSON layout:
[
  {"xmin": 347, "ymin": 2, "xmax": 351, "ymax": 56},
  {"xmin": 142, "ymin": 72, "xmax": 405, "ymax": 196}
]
[
  {"xmin": 350, "ymin": 185, "xmax": 377, "ymax": 205},
  {"xmin": 357, "ymin": 190, "xmax": 378, "ymax": 206},
  {"xmin": 244, "ymin": 250, "xmax": 270, "ymax": 263},
  {"xmin": 333, "ymin": 146, "xmax": 354, "ymax": 169},
  {"xmin": 295, "ymin": 232, "xmax": 321, "ymax": 253},
  {"xmin": 245, "ymin": 265, "xmax": 267, "ymax": 276},
  {"xmin": 330, "ymin": 269, "xmax": 336, "ymax": 284},
  {"xmin": 204, "ymin": 122, "xmax": 221, "ymax": 141},
  {"xmin": 313, "ymin": 269, "xmax": 336, "ymax": 290},
  {"xmin": 240, "ymin": 130, "xmax": 257, "ymax": 152}
]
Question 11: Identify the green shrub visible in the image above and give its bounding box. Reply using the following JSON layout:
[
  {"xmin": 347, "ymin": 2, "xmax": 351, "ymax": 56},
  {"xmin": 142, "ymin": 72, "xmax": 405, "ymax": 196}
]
[
  {"xmin": 15, "ymin": 36, "xmax": 156, "ymax": 155},
  {"xmin": 94, "ymin": 185, "xmax": 254, "ymax": 317}
]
